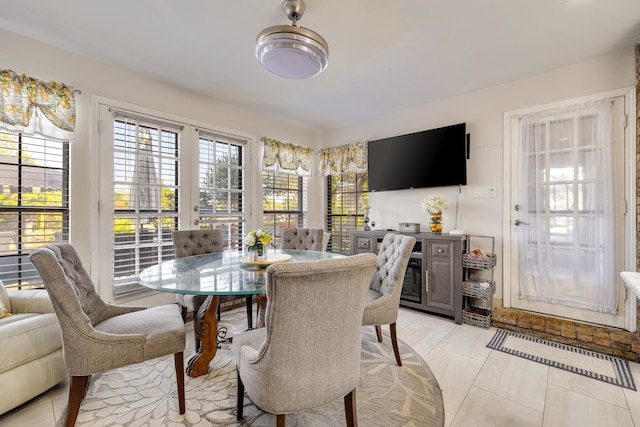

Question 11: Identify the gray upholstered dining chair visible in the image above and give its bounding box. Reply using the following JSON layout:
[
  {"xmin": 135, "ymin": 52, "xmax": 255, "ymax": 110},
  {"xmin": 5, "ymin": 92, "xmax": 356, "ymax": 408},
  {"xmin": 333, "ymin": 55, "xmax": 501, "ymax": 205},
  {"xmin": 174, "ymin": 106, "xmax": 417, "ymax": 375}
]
[
  {"xmin": 279, "ymin": 227, "xmax": 323, "ymax": 251},
  {"xmin": 29, "ymin": 243, "xmax": 186, "ymax": 427},
  {"xmin": 172, "ymin": 229, "xmax": 254, "ymax": 346},
  {"xmin": 232, "ymin": 253, "xmax": 377, "ymax": 426},
  {"xmin": 362, "ymin": 233, "xmax": 416, "ymax": 366}
]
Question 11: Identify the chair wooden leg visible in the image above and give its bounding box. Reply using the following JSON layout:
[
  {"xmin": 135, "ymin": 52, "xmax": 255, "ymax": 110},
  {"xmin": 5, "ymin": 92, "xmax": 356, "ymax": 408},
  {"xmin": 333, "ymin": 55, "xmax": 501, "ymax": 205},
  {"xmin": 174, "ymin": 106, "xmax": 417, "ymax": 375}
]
[
  {"xmin": 236, "ymin": 369, "xmax": 245, "ymax": 420},
  {"xmin": 344, "ymin": 388, "xmax": 358, "ymax": 427},
  {"xmin": 276, "ymin": 414, "xmax": 286, "ymax": 427},
  {"xmin": 375, "ymin": 325, "xmax": 383, "ymax": 342},
  {"xmin": 65, "ymin": 375, "xmax": 90, "ymax": 427},
  {"xmin": 390, "ymin": 322, "xmax": 402, "ymax": 366},
  {"xmin": 245, "ymin": 295, "xmax": 253, "ymax": 329},
  {"xmin": 174, "ymin": 352, "xmax": 186, "ymax": 414}
]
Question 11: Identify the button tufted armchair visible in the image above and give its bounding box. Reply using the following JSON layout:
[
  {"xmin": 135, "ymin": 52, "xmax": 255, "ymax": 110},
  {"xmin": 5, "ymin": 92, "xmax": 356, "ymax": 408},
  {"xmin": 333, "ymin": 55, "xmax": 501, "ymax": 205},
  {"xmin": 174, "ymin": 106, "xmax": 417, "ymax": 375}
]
[
  {"xmin": 233, "ymin": 253, "xmax": 377, "ymax": 426},
  {"xmin": 29, "ymin": 243, "xmax": 186, "ymax": 427},
  {"xmin": 362, "ymin": 233, "xmax": 416, "ymax": 366},
  {"xmin": 171, "ymin": 230, "xmax": 254, "ymax": 341},
  {"xmin": 279, "ymin": 228, "xmax": 324, "ymax": 251}
]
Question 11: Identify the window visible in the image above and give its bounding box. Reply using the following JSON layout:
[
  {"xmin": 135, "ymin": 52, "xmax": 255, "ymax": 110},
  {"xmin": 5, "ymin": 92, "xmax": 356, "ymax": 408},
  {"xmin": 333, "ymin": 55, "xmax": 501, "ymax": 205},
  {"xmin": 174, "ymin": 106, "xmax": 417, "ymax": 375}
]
[
  {"xmin": 262, "ymin": 171, "xmax": 306, "ymax": 245},
  {"xmin": 197, "ymin": 131, "xmax": 247, "ymax": 251},
  {"xmin": 98, "ymin": 103, "xmax": 251, "ymax": 296},
  {"xmin": 0, "ymin": 131, "xmax": 69, "ymax": 289},
  {"xmin": 326, "ymin": 172, "xmax": 368, "ymax": 253},
  {"xmin": 111, "ymin": 117, "xmax": 179, "ymax": 293}
]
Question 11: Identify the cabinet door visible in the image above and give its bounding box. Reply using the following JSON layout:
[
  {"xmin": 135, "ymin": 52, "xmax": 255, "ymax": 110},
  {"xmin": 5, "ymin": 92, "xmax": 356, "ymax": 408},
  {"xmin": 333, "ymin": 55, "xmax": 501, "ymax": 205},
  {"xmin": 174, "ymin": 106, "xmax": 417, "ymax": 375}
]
[
  {"xmin": 426, "ymin": 241, "xmax": 455, "ymax": 315},
  {"xmin": 351, "ymin": 234, "xmax": 375, "ymax": 254}
]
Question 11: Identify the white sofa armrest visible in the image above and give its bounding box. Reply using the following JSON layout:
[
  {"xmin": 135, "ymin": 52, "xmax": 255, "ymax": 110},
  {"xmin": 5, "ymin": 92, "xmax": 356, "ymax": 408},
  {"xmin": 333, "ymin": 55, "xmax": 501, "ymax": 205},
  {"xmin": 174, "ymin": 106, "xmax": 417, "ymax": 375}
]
[{"xmin": 9, "ymin": 289, "xmax": 55, "ymax": 314}]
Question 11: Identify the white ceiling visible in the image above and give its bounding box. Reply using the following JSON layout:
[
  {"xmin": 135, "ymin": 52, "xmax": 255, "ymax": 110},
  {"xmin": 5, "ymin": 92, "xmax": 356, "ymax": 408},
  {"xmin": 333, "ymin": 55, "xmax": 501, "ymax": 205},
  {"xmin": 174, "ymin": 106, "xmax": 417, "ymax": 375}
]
[{"xmin": 1, "ymin": 0, "xmax": 639, "ymax": 131}]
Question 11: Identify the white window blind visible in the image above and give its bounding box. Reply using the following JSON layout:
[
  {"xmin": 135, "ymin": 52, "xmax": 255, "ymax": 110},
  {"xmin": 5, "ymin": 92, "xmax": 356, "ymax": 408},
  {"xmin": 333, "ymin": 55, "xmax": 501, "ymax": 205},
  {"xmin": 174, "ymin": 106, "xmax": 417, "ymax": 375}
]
[
  {"xmin": 326, "ymin": 172, "xmax": 368, "ymax": 253},
  {"xmin": 0, "ymin": 131, "xmax": 69, "ymax": 289},
  {"xmin": 111, "ymin": 115, "xmax": 180, "ymax": 294},
  {"xmin": 197, "ymin": 131, "xmax": 247, "ymax": 251},
  {"xmin": 262, "ymin": 170, "xmax": 307, "ymax": 245}
]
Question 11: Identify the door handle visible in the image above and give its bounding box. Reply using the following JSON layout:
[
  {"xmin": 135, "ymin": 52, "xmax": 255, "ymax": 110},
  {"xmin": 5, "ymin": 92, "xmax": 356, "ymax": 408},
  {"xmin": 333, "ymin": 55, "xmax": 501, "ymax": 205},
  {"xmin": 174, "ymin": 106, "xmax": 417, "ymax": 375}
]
[{"xmin": 514, "ymin": 219, "xmax": 530, "ymax": 226}]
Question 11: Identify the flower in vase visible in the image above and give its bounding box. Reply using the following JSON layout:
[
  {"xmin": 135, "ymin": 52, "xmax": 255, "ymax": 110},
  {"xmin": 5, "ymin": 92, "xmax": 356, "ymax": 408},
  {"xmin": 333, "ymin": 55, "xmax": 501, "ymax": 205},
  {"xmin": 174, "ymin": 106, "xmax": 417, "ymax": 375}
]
[
  {"xmin": 421, "ymin": 196, "xmax": 448, "ymax": 214},
  {"xmin": 244, "ymin": 228, "xmax": 273, "ymax": 250}
]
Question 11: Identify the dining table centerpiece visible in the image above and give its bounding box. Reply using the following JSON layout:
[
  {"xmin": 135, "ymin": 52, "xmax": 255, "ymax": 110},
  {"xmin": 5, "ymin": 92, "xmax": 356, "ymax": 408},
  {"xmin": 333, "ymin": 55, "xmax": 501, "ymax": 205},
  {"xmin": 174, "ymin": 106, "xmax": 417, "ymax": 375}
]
[
  {"xmin": 421, "ymin": 196, "xmax": 448, "ymax": 234},
  {"xmin": 244, "ymin": 228, "xmax": 273, "ymax": 260}
]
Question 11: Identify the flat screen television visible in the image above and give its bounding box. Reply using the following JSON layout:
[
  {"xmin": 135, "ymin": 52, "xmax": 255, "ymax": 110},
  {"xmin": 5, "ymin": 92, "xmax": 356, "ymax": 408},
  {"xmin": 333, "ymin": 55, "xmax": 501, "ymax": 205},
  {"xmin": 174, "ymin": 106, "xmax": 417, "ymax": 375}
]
[{"xmin": 367, "ymin": 123, "xmax": 467, "ymax": 192}]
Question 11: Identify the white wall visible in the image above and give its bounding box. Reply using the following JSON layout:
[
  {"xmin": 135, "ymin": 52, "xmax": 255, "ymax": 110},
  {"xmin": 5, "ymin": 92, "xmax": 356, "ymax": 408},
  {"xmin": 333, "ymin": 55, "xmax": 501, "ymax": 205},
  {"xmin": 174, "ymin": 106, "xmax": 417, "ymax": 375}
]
[
  {"xmin": 2, "ymin": 28, "xmax": 635, "ymax": 306},
  {"xmin": 319, "ymin": 47, "xmax": 636, "ymax": 302},
  {"xmin": 0, "ymin": 29, "xmax": 319, "ymax": 304}
]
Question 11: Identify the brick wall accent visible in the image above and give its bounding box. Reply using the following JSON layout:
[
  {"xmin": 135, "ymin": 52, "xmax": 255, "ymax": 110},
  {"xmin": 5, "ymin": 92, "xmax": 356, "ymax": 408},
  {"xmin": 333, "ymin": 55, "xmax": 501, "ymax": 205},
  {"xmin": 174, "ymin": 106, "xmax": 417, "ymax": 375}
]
[{"xmin": 492, "ymin": 307, "xmax": 640, "ymax": 362}]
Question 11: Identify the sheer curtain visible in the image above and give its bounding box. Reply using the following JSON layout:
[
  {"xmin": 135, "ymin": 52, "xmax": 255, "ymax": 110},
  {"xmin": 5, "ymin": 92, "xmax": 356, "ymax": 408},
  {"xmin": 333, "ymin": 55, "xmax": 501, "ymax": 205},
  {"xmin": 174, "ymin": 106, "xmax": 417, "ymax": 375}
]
[{"xmin": 518, "ymin": 99, "xmax": 617, "ymax": 314}]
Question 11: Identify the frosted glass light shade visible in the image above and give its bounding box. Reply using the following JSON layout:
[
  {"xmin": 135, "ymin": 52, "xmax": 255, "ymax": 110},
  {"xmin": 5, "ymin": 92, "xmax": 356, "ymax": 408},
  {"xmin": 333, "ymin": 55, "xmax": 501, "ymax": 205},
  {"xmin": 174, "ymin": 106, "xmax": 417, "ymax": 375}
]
[{"xmin": 256, "ymin": 25, "xmax": 329, "ymax": 79}]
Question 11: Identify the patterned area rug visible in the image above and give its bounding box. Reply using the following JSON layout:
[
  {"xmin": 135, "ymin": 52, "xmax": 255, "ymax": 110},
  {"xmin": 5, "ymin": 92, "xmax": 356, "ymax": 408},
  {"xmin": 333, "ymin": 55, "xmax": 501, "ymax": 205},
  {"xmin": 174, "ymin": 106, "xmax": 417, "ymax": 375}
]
[
  {"xmin": 71, "ymin": 313, "xmax": 444, "ymax": 426},
  {"xmin": 487, "ymin": 329, "xmax": 636, "ymax": 390}
]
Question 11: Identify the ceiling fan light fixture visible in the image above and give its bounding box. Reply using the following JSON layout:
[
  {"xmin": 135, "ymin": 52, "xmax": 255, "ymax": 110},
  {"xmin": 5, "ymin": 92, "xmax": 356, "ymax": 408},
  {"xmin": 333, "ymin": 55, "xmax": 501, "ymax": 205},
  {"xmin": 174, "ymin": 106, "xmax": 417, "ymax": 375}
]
[{"xmin": 256, "ymin": 0, "xmax": 329, "ymax": 79}]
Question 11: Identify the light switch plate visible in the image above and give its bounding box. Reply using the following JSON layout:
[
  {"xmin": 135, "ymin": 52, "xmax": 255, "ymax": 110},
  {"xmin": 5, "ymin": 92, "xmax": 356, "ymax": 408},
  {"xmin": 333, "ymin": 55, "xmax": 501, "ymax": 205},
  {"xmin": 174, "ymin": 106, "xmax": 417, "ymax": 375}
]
[{"xmin": 473, "ymin": 186, "xmax": 497, "ymax": 198}]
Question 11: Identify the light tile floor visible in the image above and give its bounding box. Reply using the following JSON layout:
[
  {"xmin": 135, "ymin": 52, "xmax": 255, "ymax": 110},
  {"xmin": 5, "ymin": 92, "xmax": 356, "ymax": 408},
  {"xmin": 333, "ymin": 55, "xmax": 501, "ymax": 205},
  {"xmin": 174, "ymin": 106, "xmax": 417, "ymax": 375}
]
[{"xmin": 1, "ymin": 307, "xmax": 638, "ymax": 427}]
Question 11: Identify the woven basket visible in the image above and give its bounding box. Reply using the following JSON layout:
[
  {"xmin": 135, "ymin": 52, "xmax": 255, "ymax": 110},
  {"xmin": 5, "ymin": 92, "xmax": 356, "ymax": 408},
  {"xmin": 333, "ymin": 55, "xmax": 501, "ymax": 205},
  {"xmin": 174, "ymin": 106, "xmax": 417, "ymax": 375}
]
[
  {"xmin": 462, "ymin": 253, "xmax": 497, "ymax": 270},
  {"xmin": 462, "ymin": 307, "xmax": 492, "ymax": 328},
  {"xmin": 462, "ymin": 280, "xmax": 495, "ymax": 299}
]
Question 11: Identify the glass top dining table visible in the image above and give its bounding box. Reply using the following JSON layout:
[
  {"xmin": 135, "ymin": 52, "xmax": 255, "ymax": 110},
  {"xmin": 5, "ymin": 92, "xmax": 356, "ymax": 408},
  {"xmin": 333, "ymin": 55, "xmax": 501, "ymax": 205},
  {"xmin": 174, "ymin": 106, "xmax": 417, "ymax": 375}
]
[
  {"xmin": 138, "ymin": 248, "xmax": 345, "ymax": 377},
  {"xmin": 138, "ymin": 249, "xmax": 345, "ymax": 296}
]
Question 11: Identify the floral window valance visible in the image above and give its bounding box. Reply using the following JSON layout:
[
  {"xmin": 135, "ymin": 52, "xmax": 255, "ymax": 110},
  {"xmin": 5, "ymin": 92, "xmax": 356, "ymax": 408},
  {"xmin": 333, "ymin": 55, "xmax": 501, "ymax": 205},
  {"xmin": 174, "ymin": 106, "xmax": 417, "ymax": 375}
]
[
  {"xmin": 0, "ymin": 69, "xmax": 77, "ymax": 141},
  {"xmin": 262, "ymin": 136, "xmax": 312, "ymax": 176},
  {"xmin": 319, "ymin": 142, "xmax": 368, "ymax": 176}
]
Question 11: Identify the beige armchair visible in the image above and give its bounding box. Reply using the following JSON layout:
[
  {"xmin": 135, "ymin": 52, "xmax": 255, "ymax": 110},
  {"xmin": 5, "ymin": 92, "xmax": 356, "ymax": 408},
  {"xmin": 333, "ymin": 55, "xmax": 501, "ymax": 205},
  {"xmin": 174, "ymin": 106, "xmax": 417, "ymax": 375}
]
[
  {"xmin": 232, "ymin": 253, "xmax": 377, "ymax": 426},
  {"xmin": 29, "ymin": 243, "xmax": 186, "ymax": 427},
  {"xmin": 362, "ymin": 233, "xmax": 416, "ymax": 366},
  {"xmin": 279, "ymin": 227, "xmax": 323, "ymax": 251}
]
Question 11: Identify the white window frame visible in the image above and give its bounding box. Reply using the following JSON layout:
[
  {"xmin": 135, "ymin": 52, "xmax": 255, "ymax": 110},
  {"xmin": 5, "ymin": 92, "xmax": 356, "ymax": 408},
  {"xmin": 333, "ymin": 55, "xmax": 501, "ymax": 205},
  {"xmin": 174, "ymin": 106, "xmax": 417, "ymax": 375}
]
[
  {"xmin": 262, "ymin": 170, "xmax": 308, "ymax": 245},
  {"xmin": 326, "ymin": 172, "xmax": 369, "ymax": 254},
  {"xmin": 92, "ymin": 97, "xmax": 255, "ymax": 299}
]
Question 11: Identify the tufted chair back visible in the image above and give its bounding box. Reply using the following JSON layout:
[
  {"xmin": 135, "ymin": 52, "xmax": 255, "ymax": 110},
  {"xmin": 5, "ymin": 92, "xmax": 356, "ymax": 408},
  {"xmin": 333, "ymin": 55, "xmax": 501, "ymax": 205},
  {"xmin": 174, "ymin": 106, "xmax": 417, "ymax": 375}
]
[
  {"xmin": 362, "ymin": 233, "xmax": 416, "ymax": 366},
  {"xmin": 30, "ymin": 243, "xmax": 116, "ymax": 327},
  {"xmin": 171, "ymin": 228, "xmax": 255, "ymax": 335},
  {"xmin": 280, "ymin": 228, "xmax": 323, "ymax": 251},
  {"xmin": 171, "ymin": 229, "xmax": 225, "ymax": 323},
  {"xmin": 172, "ymin": 229, "xmax": 224, "ymax": 257},
  {"xmin": 370, "ymin": 233, "xmax": 416, "ymax": 297}
]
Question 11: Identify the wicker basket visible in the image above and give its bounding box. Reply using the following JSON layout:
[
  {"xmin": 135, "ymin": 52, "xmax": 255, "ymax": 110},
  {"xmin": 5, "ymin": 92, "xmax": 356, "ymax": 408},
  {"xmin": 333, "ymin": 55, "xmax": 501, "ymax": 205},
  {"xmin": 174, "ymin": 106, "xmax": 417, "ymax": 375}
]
[
  {"xmin": 462, "ymin": 307, "xmax": 492, "ymax": 328},
  {"xmin": 462, "ymin": 280, "xmax": 496, "ymax": 299},
  {"xmin": 462, "ymin": 253, "xmax": 497, "ymax": 270}
]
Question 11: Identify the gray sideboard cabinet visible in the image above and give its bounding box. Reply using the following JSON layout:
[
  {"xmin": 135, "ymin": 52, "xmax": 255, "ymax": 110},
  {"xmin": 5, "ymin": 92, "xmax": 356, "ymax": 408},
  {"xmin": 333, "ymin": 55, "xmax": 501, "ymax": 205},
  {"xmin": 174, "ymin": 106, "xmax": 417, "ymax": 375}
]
[{"xmin": 350, "ymin": 230, "xmax": 466, "ymax": 324}]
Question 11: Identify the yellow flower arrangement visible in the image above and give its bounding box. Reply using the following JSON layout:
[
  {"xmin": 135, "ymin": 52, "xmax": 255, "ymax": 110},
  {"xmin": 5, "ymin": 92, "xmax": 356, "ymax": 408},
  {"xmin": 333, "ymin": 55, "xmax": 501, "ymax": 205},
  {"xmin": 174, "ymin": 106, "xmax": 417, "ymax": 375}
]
[{"xmin": 244, "ymin": 228, "xmax": 273, "ymax": 249}]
